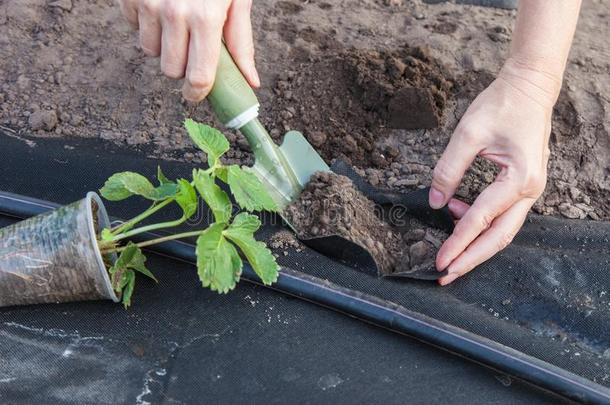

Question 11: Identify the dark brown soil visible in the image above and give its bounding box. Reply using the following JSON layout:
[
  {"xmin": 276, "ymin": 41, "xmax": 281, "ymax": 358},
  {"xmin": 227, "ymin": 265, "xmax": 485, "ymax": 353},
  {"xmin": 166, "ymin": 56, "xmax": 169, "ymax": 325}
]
[
  {"xmin": 261, "ymin": 45, "xmax": 452, "ymax": 169},
  {"xmin": 0, "ymin": 0, "xmax": 608, "ymax": 222},
  {"xmin": 283, "ymin": 171, "xmax": 445, "ymax": 275}
]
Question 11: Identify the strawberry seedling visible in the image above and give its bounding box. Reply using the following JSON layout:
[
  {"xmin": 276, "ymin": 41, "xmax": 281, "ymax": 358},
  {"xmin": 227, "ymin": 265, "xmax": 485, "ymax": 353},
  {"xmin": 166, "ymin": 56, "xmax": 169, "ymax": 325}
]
[{"xmin": 97, "ymin": 119, "xmax": 280, "ymax": 307}]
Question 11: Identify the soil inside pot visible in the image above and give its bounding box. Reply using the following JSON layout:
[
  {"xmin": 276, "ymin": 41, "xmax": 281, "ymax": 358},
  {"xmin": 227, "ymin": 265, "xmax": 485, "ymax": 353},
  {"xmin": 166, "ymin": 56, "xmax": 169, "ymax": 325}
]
[{"xmin": 283, "ymin": 171, "xmax": 447, "ymax": 275}]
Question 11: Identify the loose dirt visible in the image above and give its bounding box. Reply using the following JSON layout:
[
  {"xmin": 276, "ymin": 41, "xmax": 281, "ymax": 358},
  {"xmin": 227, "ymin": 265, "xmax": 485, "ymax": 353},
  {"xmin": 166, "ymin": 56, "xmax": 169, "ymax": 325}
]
[
  {"xmin": 269, "ymin": 229, "xmax": 303, "ymax": 257},
  {"xmin": 0, "ymin": 0, "xmax": 608, "ymax": 220},
  {"xmin": 262, "ymin": 45, "xmax": 452, "ymax": 169},
  {"xmin": 283, "ymin": 171, "xmax": 446, "ymax": 276}
]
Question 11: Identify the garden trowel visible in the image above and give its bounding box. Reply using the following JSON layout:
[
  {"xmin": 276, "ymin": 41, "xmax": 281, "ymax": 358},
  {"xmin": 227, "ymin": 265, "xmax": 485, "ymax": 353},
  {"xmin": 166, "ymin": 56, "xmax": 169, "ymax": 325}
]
[
  {"xmin": 207, "ymin": 44, "xmax": 330, "ymax": 218},
  {"xmin": 206, "ymin": 45, "xmax": 449, "ymax": 281}
]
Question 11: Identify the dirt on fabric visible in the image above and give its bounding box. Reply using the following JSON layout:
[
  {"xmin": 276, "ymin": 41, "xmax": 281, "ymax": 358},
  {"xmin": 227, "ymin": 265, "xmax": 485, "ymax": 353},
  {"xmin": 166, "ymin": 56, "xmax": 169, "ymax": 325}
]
[
  {"xmin": 269, "ymin": 229, "xmax": 304, "ymax": 257},
  {"xmin": 0, "ymin": 0, "xmax": 609, "ymax": 221},
  {"xmin": 283, "ymin": 171, "xmax": 445, "ymax": 276}
]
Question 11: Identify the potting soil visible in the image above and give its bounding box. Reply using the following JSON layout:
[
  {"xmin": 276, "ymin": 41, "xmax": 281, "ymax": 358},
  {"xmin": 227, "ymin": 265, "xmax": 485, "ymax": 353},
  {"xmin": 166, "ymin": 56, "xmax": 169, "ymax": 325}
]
[
  {"xmin": 0, "ymin": 131, "xmax": 609, "ymax": 403},
  {"xmin": 283, "ymin": 170, "xmax": 448, "ymax": 278}
]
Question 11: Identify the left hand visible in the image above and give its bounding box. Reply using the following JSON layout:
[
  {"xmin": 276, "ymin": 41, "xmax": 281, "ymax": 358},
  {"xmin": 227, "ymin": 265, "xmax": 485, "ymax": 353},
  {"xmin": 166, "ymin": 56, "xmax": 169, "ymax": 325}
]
[{"xmin": 429, "ymin": 58, "xmax": 559, "ymax": 285}]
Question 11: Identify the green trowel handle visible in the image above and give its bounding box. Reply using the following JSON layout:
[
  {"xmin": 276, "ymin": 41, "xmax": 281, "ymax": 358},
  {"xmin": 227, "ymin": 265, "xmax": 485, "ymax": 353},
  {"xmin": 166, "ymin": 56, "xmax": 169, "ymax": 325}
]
[
  {"xmin": 208, "ymin": 44, "xmax": 260, "ymax": 128},
  {"xmin": 208, "ymin": 44, "xmax": 303, "ymax": 207},
  {"xmin": 208, "ymin": 44, "xmax": 291, "ymax": 189}
]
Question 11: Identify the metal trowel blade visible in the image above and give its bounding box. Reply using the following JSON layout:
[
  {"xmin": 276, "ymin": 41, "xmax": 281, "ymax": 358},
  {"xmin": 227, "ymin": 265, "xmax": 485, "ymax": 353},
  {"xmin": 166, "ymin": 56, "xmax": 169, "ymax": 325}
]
[{"xmin": 278, "ymin": 130, "xmax": 332, "ymax": 188}]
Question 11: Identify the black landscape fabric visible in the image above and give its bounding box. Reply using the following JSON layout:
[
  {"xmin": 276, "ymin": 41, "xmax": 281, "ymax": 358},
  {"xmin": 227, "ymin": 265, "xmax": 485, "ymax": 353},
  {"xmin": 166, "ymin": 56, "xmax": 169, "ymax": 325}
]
[{"xmin": 0, "ymin": 131, "xmax": 608, "ymax": 403}]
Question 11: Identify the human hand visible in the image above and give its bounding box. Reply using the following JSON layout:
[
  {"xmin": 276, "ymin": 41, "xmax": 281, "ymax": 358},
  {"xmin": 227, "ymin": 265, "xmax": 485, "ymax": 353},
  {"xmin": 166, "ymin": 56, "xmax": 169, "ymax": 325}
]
[
  {"xmin": 118, "ymin": 0, "xmax": 260, "ymax": 102},
  {"xmin": 429, "ymin": 58, "xmax": 561, "ymax": 285}
]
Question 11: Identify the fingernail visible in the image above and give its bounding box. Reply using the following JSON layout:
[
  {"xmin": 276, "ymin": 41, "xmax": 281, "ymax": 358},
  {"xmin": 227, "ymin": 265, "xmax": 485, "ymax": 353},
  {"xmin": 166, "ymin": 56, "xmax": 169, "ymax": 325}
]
[
  {"xmin": 439, "ymin": 272, "xmax": 459, "ymax": 286},
  {"xmin": 436, "ymin": 257, "xmax": 449, "ymax": 272},
  {"xmin": 252, "ymin": 68, "xmax": 261, "ymax": 87},
  {"xmin": 429, "ymin": 187, "xmax": 445, "ymax": 209}
]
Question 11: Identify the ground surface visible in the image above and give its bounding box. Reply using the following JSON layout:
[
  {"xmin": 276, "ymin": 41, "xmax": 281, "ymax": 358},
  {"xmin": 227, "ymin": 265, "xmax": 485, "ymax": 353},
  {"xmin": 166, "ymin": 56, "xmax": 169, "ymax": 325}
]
[{"xmin": 0, "ymin": 0, "xmax": 608, "ymax": 220}]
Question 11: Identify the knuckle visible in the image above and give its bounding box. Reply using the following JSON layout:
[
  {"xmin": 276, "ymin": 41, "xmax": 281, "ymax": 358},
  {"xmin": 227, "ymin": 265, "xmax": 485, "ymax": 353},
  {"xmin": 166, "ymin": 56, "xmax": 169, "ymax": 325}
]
[
  {"xmin": 139, "ymin": 0, "xmax": 160, "ymax": 15},
  {"xmin": 457, "ymin": 128, "xmax": 478, "ymax": 146},
  {"xmin": 433, "ymin": 162, "xmax": 457, "ymax": 189},
  {"xmin": 161, "ymin": 1, "xmax": 186, "ymax": 22},
  {"xmin": 478, "ymin": 212, "xmax": 494, "ymax": 230},
  {"xmin": 454, "ymin": 122, "xmax": 479, "ymax": 145},
  {"xmin": 141, "ymin": 44, "xmax": 160, "ymax": 56},
  {"xmin": 521, "ymin": 171, "xmax": 547, "ymax": 197},
  {"xmin": 187, "ymin": 73, "xmax": 213, "ymax": 92},
  {"xmin": 161, "ymin": 63, "xmax": 184, "ymax": 79},
  {"xmin": 458, "ymin": 266, "xmax": 472, "ymax": 277},
  {"xmin": 452, "ymin": 221, "xmax": 468, "ymax": 239},
  {"xmin": 190, "ymin": 5, "xmax": 226, "ymax": 26},
  {"xmin": 497, "ymin": 231, "xmax": 516, "ymax": 251},
  {"xmin": 208, "ymin": 7, "xmax": 229, "ymax": 26}
]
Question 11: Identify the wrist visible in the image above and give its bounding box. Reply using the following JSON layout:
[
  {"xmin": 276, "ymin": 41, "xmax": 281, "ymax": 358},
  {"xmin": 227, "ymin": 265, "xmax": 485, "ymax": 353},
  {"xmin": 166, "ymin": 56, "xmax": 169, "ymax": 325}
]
[{"xmin": 499, "ymin": 56, "xmax": 564, "ymax": 109}]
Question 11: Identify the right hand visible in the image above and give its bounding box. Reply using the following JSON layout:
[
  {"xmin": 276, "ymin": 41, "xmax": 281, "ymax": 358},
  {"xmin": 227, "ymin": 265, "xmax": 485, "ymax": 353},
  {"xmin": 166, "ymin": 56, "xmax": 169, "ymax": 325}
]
[
  {"xmin": 118, "ymin": 0, "xmax": 260, "ymax": 102},
  {"xmin": 429, "ymin": 58, "xmax": 558, "ymax": 285}
]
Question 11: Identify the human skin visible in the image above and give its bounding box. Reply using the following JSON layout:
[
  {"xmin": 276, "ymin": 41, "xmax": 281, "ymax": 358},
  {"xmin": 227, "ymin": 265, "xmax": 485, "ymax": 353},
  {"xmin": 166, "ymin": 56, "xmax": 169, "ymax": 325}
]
[
  {"xmin": 117, "ymin": 0, "xmax": 260, "ymax": 102},
  {"xmin": 431, "ymin": 0, "xmax": 583, "ymax": 285},
  {"xmin": 117, "ymin": 0, "xmax": 583, "ymax": 285}
]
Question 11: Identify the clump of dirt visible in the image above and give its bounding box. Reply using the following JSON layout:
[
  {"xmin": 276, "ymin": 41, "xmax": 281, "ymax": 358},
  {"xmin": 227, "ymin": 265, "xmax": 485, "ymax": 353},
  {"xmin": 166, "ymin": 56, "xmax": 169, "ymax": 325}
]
[
  {"xmin": 348, "ymin": 45, "xmax": 452, "ymax": 128},
  {"xmin": 270, "ymin": 229, "xmax": 303, "ymax": 251},
  {"xmin": 261, "ymin": 45, "xmax": 453, "ymax": 169},
  {"xmin": 283, "ymin": 171, "xmax": 446, "ymax": 276}
]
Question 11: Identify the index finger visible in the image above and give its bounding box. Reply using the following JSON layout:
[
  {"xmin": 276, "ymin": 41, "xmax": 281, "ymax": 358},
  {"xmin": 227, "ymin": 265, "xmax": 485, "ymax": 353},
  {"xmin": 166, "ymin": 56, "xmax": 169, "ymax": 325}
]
[
  {"xmin": 436, "ymin": 177, "xmax": 520, "ymax": 270},
  {"xmin": 439, "ymin": 198, "xmax": 532, "ymax": 285}
]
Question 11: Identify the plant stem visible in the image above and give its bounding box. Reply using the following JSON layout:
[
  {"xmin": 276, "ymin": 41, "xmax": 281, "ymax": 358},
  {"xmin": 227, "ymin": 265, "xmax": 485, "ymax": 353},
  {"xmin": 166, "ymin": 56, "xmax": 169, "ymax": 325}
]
[
  {"xmin": 101, "ymin": 230, "xmax": 204, "ymax": 254},
  {"xmin": 112, "ymin": 216, "xmax": 187, "ymax": 242},
  {"xmin": 101, "ymin": 166, "xmax": 220, "ymax": 253},
  {"xmin": 111, "ymin": 199, "xmax": 174, "ymax": 236}
]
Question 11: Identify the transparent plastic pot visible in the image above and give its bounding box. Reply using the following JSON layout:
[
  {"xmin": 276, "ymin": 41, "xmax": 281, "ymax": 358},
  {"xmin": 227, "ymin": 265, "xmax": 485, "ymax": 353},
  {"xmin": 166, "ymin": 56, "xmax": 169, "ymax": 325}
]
[{"xmin": 0, "ymin": 192, "xmax": 119, "ymax": 307}]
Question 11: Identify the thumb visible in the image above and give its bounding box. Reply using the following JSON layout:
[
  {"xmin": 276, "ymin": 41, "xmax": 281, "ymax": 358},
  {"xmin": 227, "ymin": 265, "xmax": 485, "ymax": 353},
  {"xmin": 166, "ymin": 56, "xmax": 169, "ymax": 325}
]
[
  {"xmin": 430, "ymin": 128, "xmax": 479, "ymax": 209},
  {"xmin": 223, "ymin": 0, "xmax": 260, "ymax": 88}
]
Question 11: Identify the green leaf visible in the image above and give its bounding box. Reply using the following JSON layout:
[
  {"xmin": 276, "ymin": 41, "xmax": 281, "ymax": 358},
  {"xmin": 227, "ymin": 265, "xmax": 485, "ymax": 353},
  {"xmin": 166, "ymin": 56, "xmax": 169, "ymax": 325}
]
[
  {"xmin": 224, "ymin": 214, "xmax": 279, "ymax": 285},
  {"xmin": 196, "ymin": 223, "xmax": 243, "ymax": 293},
  {"xmin": 184, "ymin": 119, "xmax": 230, "ymax": 167},
  {"xmin": 128, "ymin": 246, "xmax": 158, "ymax": 283},
  {"xmin": 100, "ymin": 172, "xmax": 177, "ymax": 201},
  {"xmin": 121, "ymin": 271, "xmax": 136, "ymax": 309},
  {"xmin": 110, "ymin": 243, "xmax": 138, "ymax": 274},
  {"xmin": 108, "ymin": 243, "xmax": 156, "ymax": 308},
  {"xmin": 215, "ymin": 166, "xmax": 228, "ymax": 183},
  {"xmin": 157, "ymin": 166, "xmax": 172, "ymax": 185},
  {"xmin": 193, "ymin": 169, "xmax": 232, "ymax": 223},
  {"xmin": 155, "ymin": 183, "xmax": 179, "ymax": 200},
  {"xmin": 175, "ymin": 179, "xmax": 198, "ymax": 219},
  {"xmin": 226, "ymin": 166, "xmax": 278, "ymax": 212},
  {"xmin": 229, "ymin": 212, "xmax": 261, "ymax": 234}
]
